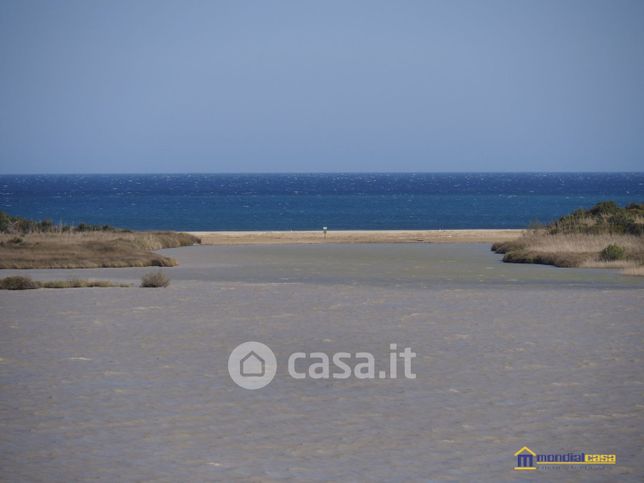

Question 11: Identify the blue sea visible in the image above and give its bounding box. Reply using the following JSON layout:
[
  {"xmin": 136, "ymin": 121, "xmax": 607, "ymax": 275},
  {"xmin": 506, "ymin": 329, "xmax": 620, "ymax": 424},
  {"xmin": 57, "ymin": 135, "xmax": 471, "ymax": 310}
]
[{"xmin": 0, "ymin": 173, "xmax": 642, "ymax": 231}]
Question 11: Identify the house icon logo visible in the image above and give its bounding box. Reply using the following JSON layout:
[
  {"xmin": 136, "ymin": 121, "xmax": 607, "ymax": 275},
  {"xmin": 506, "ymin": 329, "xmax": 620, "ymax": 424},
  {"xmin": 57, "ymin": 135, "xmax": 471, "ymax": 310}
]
[
  {"xmin": 514, "ymin": 446, "xmax": 537, "ymax": 471},
  {"xmin": 228, "ymin": 341, "xmax": 276, "ymax": 390},
  {"xmin": 240, "ymin": 351, "xmax": 265, "ymax": 377}
]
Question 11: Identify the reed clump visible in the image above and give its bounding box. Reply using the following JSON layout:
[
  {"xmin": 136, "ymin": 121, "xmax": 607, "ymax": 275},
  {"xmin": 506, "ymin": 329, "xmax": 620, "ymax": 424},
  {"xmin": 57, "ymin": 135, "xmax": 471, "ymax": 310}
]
[{"xmin": 0, "ymin": 276, "xmax": 130, "ymax": 290}]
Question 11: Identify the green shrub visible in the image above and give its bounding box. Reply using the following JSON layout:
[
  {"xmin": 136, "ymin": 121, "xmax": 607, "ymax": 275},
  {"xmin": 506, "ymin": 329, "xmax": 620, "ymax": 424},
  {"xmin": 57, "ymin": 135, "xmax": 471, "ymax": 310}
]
[
  {"xmin": 589, "ymin": 201, "xmax": 620, "ymax": 216},
  {"xmin": 0, "ymin": 212, "xmax": 10, "ymax": 232},
  {"xmin": 0, "ymin": 210, "xmax": 123, "ymax": 234},
  {"xmin": 599, "ymin": 244, "xmax": 626, "ymax": 261},
  {"xmin": 141, "ymin": 270, "xmax": 170, "ymax": 288},
  {"xmin": 625, "ymin": 222, "xmax": 644, "ymax": 236},
  {"xmin": 0, "ymin": 276, "xmax": 39, "ymax": 290},
  {"xmin": 38, "ymin": 219, "xmax": 54, "ymax": 231}
]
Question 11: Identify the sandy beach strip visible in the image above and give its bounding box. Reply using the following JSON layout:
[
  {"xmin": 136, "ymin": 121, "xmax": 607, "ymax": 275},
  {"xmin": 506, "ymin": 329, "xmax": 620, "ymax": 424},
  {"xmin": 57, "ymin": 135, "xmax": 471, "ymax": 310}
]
[{"xmin": 188, "ymin": 229, "xmax": 524, "ymax": 245}]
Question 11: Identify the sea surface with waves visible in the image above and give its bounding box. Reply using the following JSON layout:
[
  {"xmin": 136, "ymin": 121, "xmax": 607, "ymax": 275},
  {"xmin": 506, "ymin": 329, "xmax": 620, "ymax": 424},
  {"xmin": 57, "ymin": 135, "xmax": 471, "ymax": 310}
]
[{"xmin": 0, "ymin": 173, "xmax": 642, "ymax": 230}]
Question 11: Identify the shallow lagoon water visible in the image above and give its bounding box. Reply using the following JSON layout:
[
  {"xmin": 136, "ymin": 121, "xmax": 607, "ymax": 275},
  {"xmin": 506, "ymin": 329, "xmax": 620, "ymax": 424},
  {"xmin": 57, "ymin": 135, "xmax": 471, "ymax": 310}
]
[
  {"xmin": 5, "ymin": 243, "xmax": 641, "ymax": 289},
  {"xmin": 1, "ymin": 244, "xmax": 642, "ymax": 481}
]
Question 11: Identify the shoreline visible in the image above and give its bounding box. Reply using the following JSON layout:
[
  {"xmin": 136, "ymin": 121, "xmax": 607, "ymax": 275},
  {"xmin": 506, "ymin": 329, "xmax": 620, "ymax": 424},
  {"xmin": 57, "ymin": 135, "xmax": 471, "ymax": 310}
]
[{"xmin": 188, "ymin": 229, "xmax": 524, "ymax": 245}]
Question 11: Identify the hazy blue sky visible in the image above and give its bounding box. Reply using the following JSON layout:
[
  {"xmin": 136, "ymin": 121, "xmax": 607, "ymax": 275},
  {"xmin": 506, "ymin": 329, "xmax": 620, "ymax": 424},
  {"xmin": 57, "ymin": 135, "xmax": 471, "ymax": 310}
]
[{"xmin": 1, "ymin": 0, "xmax": 643, "ymax": 173}]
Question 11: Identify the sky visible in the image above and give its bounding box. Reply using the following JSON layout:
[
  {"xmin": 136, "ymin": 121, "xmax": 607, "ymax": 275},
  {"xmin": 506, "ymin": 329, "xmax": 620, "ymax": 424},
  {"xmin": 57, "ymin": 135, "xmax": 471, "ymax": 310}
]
[{"xmin": 0, "ymin": 0, "xmax": 643, "ymax": 174}]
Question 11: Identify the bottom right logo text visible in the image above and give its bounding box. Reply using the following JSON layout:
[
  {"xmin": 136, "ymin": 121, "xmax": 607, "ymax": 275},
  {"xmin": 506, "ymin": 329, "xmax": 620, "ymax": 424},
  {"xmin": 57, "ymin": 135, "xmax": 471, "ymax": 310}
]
[{"xmin": 514, "ymin": 446, "xmax": 616, "ymax": 471}]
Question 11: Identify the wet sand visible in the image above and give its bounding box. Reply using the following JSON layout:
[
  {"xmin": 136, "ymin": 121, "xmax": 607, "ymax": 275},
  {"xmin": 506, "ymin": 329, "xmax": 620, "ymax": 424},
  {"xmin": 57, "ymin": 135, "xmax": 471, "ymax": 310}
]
[
  {"xmin": 190, "ymin": 229, "xmax": 523, "ymax": 245},
  {"xmin": 1, "ymin": 244, "xmax": 643, "ymax": 481}
]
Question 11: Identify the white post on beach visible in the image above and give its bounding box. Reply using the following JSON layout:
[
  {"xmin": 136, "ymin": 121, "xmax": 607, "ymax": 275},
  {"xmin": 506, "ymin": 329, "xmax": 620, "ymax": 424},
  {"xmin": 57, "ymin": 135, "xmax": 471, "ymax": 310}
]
[{"xmin": 323, "ymin": 226, "xmax": 328, "ymax": 239}]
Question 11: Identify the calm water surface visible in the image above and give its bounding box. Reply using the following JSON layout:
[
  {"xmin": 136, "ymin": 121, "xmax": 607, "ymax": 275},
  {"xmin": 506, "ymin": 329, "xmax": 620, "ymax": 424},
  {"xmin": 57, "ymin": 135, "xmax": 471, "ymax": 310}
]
[{"xmin": 1, "ymin": 172, "xmax": 642, "ymax": 230}]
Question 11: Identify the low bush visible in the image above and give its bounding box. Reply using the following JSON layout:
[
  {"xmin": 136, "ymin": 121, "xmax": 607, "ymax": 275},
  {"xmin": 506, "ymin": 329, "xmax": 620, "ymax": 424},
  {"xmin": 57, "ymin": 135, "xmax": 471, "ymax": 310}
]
[
  {"xmin": 141, "ymin": 270, "xmax": 170, "ymax": 288},
  {"xmin": 0, "ymin": 276, "xmax": 39, "ymax": 290},
  {"xmin": 599, "ymin": 244, "xmax": 626, "ymax": 261}
]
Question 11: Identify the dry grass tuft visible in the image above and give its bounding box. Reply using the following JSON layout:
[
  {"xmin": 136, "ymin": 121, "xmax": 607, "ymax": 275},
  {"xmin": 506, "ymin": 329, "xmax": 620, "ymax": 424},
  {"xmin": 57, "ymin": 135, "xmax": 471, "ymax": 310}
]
[
  {"xmin": 621, "ymin": 265, "xmax": 644, "ymax": 276},
  {"xmin": 140, "ymin": 270, "xmax": 170, "ymax": 288},
  {"xmin": 518, "ymin": 233, "xmax": 641, "ymax": 254},
  {"xmin": 39, "ymin": 279, "xmax": 131, "ymax": 289}
]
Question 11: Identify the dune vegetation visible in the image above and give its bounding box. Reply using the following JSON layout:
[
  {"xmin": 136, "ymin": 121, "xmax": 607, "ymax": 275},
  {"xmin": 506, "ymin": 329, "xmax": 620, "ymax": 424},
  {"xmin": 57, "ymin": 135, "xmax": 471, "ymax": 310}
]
[
  {"xmin": 0, "ymin": 212, "xmax": 200, "ymax": 269},
  {"xmin": 492, "ymin": 201, "xmax": 644, "ymax": 274}
]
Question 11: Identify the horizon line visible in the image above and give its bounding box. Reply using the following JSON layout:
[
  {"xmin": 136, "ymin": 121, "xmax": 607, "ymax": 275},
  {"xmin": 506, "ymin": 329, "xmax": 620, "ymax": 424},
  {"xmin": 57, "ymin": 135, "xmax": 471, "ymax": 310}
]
[{"xmin": 1, "ymin": 171, "xmax": 643, "ymax": 176}]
